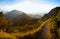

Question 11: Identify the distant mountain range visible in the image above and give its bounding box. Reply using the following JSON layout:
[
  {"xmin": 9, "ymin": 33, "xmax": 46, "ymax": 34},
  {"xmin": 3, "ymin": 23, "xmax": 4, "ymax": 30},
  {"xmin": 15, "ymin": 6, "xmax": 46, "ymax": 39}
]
[
  {"xmin": 4, "ymin": 10, "xmax": 41, "ymax": 25},
  {"xmin": 4, "ymin": 10, "xmax": 41, "ymax": 19}
]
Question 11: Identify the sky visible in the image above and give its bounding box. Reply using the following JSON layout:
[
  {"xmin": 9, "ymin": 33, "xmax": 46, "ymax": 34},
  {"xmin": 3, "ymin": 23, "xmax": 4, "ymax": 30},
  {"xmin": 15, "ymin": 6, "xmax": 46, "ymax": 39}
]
[{"xmin": 0, "ymin": 0, "xmax": 60, "ymax": 14}]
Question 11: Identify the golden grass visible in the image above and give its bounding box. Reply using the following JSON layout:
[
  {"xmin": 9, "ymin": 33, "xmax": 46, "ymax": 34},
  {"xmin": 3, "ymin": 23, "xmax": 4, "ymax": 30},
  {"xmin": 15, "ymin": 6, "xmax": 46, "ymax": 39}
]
[
  {"xmin": 57, "ymin": 28, "xmax": 60, "ymax": 39},
  {"xmin": 11, "ymin": 19, "xmax": 49, "ymax": 37},
  {"xmin": 0, "ymin": 19, "xmax": 50, "ymax": 39},
  {"xmin": 0, "ymin": 30, "xmax": 16, "ymax": 39}
]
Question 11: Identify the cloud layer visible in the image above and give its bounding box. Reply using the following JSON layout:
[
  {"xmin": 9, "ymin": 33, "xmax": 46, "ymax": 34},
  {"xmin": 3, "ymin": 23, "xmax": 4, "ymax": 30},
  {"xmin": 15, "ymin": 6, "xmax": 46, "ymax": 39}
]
[{"xmin": 0, "ymin": 0, "xmax": 57, "ymax": 14}]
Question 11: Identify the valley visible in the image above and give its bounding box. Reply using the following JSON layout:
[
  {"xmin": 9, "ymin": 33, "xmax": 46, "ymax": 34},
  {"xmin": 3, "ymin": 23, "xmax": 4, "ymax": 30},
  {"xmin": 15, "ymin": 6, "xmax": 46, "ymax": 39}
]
[{"xmin": 0, "ymin": 7, "xmax": 60, "ymax": 39}]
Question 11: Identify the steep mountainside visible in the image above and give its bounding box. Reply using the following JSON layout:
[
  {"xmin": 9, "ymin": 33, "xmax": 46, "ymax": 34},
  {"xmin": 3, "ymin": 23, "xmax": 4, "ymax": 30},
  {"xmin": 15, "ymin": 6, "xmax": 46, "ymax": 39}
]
[
  {"xmin": 40, "ymin": 7, "xmax": 60, "ymax": 39},
  {"xmin": 49, "ymin": 7, "xmax": 60, "ymax": 39}
]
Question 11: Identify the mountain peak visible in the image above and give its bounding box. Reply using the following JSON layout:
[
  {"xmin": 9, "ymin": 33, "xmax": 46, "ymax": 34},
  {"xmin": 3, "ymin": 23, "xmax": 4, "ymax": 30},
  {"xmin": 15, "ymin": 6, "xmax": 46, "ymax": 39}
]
[
  {"xmin": 10, "ymin": 10, "xmax": 24, "ymax": 14},
  {"xmin": 11, "ymin": 10, "xmax": 21, "ymax": 12},
  {"xmin": 4, "ymin": 10, "xmax": 26, "ymax": 17},
  {"xmin": 48, "ymin": 7, "xmax": 60, "ymax": 16},
  {"xmin": 41, "ymin": 7, "xmax": 60, "ymax": 21}
]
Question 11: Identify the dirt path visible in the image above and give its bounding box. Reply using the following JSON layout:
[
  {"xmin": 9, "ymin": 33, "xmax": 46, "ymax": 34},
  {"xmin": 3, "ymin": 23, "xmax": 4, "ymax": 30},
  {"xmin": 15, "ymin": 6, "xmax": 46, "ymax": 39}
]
[{"xmin": 38, "ymin": 20, "xmax": 50, "ymax": 39}]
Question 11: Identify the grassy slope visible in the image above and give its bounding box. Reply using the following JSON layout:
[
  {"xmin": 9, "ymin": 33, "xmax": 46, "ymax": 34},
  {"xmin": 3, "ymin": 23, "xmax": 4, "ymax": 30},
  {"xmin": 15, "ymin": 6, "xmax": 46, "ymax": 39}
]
[{"xmin": 0, "ymin": 19, "xmax": 49, "ymax": 39}]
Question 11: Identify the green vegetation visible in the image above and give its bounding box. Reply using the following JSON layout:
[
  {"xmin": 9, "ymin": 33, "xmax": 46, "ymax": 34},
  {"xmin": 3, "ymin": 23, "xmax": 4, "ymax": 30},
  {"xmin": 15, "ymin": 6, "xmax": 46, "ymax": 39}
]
[
  {"xmin": 0, "ymin": 7, "xmax": 60, "ymax": 39},
  {"xmin": 0, "ymin": 11, "xmax": 43, "ymax": 39},
  {"xmin": 48, "ymin": 7, "xmax": 60, "ymax": 39}
]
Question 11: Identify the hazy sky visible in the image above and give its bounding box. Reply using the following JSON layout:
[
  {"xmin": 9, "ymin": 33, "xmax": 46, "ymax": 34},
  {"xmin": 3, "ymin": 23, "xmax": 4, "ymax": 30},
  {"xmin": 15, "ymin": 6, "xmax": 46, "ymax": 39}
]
[{"xmin": 0, "ymin": 0, "xmax": 60, "ymax": 14}]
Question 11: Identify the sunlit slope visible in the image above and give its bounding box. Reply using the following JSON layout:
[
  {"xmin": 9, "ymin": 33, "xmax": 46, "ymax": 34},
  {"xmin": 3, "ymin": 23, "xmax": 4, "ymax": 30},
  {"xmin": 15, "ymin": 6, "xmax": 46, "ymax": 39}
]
[{"xmin": 0, "ymin": 18, "xmax": 49, "ymax": 39}]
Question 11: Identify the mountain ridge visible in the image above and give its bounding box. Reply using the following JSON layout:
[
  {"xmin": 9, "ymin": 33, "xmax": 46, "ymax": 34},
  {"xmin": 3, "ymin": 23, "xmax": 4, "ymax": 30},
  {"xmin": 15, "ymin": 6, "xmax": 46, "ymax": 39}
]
[{"xmin": 4, "ymin": 10, "xmax": 39, "ymax": 25}]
